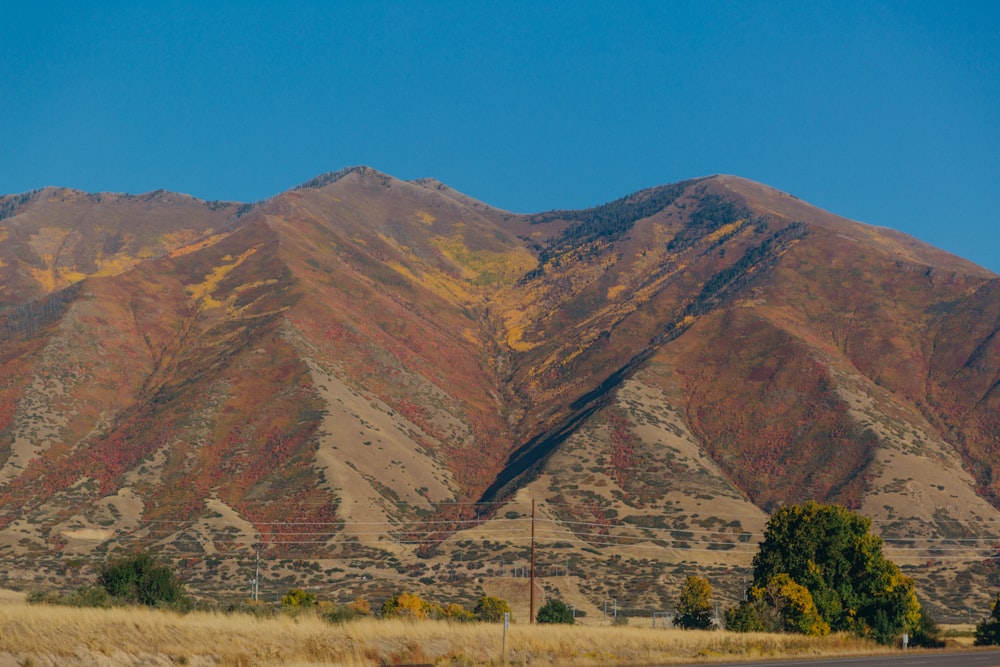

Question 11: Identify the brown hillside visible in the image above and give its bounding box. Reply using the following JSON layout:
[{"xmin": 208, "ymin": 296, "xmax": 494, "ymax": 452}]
[{"xmin": 0, "ymin": 168, "xmax": 998, "ymax": 620}]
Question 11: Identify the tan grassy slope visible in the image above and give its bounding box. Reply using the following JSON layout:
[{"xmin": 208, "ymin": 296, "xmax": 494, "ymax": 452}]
[{"xmin": 0, "ymin": 596, "xmax": 893, "ymax": 667}]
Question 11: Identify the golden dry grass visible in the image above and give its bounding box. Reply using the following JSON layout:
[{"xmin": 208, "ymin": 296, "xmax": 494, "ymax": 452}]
[{"xmin": 0, "ymin": 596, "xmax": 898, "ymax": 667}]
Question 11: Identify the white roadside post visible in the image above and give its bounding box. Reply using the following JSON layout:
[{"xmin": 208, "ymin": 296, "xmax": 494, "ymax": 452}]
[{"xmin": 502, "ymin": 611, "xmax": 510, "ymax": 663}]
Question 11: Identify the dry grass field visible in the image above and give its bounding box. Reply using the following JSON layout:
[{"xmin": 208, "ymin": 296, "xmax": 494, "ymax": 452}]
[{"xmin": 0, "ymin": 591, "xmax": 900, "ymax": 667}]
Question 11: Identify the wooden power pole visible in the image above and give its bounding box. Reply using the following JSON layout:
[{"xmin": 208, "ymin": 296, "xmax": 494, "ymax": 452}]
[{"xmin": 530, "ymin": 499, "xmax": 536, "ymax": 624}]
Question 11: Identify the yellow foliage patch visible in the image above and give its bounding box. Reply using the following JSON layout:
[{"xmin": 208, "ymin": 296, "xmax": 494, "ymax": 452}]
[
  {"xmin": 168, "ymin": 233, "xmax": 229, "ymax": 258},
  {"xmin": 93, "ymin": 254, "xmax": 141, "ymax": 277},
  {"xmin": 415, "ymin": 211, "xmax": 436, "ymax": 225},
  {"xmin": 186, "ymin": 246, "xmax": 259, "ymax": 309},
  {"xmin": 705, "ymin": 219, "xmax": 746, "ymax": 244},
  {"xmin": 506, "ymin": 324, "xmax": 539, "ymax": 352},
  {"xmin": 386, "ymin": 259, "xmax": 474, "ymax": 303},
  {"xmin": 677, "ymin": 314, "xmax": 696, "ymax": 328},
  {"xmin": 27, "ymin": 259, "xmax": 56, "ymax": 293},
  {"xmin": 27, "ymin": 262, "xmax": 90, "ymax": 293},
  {"xmin": 429, "ymin": 235, "xmax": 537, "ymax": 286},
  {"xmin": 59, "ymin": 268, "xmax": 88, "ymax": 285},
  {"xmin": 606, "ymin": 284, "xmax": 627, "ymax": 300}
]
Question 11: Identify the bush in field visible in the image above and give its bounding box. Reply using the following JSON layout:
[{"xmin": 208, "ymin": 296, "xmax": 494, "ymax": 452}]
[
  {"xmin": 537, "ymin": 599, "xmax": 574, "ymax": 624},
  {"xmin": 380, "ymin": 592, "xmax": 440, "ymax": 619},
  {"xmin": 348, "ymin": 596, "xmax": 371, "ymax": 616},
  {"xmin": 323, "ymin": 597, "xmax": 372, "ymax": 623},
  {"xmin": 442, "ymin": 602, "xmax": 475, "ymax": 622},
  {"xmin": 98, "ymin": 551, "xmax": 189, "ymax": 609},
  {"xmin": 473, "ymin": 595, "xmax": 512, "ymax": 622},
  {"xmin": 281, "ymin": 588, "xmax": 317, "ymax": 608}
]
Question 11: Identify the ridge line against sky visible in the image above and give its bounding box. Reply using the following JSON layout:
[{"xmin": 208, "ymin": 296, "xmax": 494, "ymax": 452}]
[{"xmin": 2, "ymin": 2, "xmax": 998, "ymax": 272}]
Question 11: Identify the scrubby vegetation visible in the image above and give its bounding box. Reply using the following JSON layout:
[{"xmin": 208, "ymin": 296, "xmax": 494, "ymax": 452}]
[{"xmin": 29, "ymin": 550, "xmax": 191, "ymax": 611}]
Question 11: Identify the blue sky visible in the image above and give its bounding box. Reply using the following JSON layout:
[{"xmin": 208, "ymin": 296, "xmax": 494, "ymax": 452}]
[{"xmin": 3, "ymin": 2, "xmax": 998, "ymax": 272}]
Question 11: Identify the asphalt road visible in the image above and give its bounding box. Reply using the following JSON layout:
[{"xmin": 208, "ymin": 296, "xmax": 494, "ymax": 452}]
[{"xmin": 668, "ymin": 650, "xmax": 1000, "ymax": 667}]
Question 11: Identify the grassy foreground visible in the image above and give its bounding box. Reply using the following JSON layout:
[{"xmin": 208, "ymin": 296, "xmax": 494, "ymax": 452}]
[{"xmin": 0, "ymin": 599, "xmax": 897, "ymax": 667}]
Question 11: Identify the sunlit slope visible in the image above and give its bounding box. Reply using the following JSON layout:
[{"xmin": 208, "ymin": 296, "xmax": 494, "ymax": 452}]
[
  {"xmin": 0, "ymin": 187, "xmax": 241, "ymax": 308},
  {"xmin": 0, "ymin": 168, "xmax": 997, "ymax": 609},
  {"xmin": 483, "ymin": 175, "xmax": 999, "ymax": 561}
]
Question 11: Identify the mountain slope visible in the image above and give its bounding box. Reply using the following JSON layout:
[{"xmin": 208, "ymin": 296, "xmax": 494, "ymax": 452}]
[{"xmin": 0, "ymin": 168, "xmax": 997, "ymax": 618}]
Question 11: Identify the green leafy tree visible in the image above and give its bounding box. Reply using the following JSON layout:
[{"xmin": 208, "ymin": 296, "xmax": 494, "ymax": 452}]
[
  {"xmin": 281, "ymin": 588, "xmax": 317, "ymax": 608},
  {"xmin": 976, "ymin": 593, "xmax": 1000, "ymax": 645},
  {"xmin": 473, "ymin": 595, "xmax": 512, "ymax": 622},
  {"xmin": 731, "ymin": 502, "xmax": 919, "ymax": 644},
  {"xmin": 98, "ymin": 551, "xmax": 189, "ymax": 608},
  {"xmin": 537, "ymin": 598, "xmax": 574, "ymax": 624},
  {"xmin": 673, "ymin": 576, "xmax": 714, "ymax": 629}
]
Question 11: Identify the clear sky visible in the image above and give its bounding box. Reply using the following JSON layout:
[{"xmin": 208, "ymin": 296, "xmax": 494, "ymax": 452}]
[{"xmin": 3, "ymin": 2, "xmax": 998, "ymax": 272}]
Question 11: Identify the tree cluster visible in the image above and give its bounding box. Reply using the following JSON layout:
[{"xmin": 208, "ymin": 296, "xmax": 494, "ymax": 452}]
[
  {"xmin": 377, "ymin": 593, "xmax": 512, "ymax": 623},
  {"xmin": 725, "ymin": 502, "xmax": 920, "ymax": 645},
  {"xmin": 97, "ymin": 551, "xmax": 191, "ymax": 609},
  {"xmin": 27, "ymin": 551, "xmax": 192, "ymax": 610}
]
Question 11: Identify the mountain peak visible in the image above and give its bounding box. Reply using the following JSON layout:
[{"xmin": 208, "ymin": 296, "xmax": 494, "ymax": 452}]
[{"xmin": 292, "ymin": 165, "xmax": 396, "ymax": 191}]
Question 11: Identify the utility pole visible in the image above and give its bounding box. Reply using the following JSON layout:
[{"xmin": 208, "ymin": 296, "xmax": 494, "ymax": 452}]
[
  {"xmin": 530, "ymin": 499, "xmax": 536, "ymax": 624},
  {"xmin": 252, "ymin": 542, "xmax": 261, "ymax": 602}
]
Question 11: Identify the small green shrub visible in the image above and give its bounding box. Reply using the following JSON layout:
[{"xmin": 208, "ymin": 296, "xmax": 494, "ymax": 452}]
[{"xmin": 536, "ymin": 599, "xmax": 574, "ymax": 624}]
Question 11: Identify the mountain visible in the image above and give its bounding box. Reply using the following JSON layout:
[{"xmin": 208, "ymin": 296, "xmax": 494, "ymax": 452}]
[{"xmin": 1, "ymin": 167, "xmax": 998, "ymax": 619}]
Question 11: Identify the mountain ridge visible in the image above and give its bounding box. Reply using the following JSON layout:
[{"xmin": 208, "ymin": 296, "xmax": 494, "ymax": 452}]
[{"xmin": 0, "ymin": 168, "xmax": 997, "ymax": 619}]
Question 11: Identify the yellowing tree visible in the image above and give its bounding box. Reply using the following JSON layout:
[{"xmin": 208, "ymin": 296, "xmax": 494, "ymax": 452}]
[
  {"xmin": 674, "ymin": 575, "xmax": 714, "ymax": 630},
  {"xmin": 758, "ymin": 573, "xmax": 830, "ymax": 636},
  {"xmin": 380, "ymin": 592, "xmax": 438, "ymax": 619}
]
